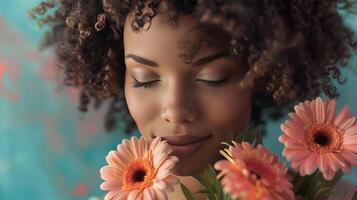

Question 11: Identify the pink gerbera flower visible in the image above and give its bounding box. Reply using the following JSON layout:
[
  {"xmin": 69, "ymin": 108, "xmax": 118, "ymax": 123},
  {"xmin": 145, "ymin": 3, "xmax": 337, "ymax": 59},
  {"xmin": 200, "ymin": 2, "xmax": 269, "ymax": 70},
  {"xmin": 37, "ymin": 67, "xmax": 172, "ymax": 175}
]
[
  {"xmin": 279, "ymin": 97, "xmax": 357, "ymax": 180},
  {"xmin": 214, "ymin": 142, "xmax": 294, "ymax": 200},
  {"xmin": 100, "ymin": 136, "xmax": 179, "ymax": 200}
]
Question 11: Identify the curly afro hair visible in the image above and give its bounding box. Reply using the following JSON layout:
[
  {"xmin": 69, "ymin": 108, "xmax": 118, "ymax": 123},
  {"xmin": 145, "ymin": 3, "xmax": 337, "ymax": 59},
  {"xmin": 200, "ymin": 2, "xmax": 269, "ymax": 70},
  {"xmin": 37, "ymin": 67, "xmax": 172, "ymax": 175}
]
[{"xmin": 29, "ymin": 0, "xmax": 357, "ymax": 134}]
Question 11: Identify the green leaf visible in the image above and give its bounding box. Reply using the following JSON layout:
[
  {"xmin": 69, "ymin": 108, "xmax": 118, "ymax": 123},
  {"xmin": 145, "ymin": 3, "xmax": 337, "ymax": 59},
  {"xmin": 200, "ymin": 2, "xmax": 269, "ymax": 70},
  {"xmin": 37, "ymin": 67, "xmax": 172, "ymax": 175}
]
[
  {"xmin": 302, "ymin": 170, "xmax": 345, "ymax": 200},
  {"xmin": 306, "ymin": 171, "xmax": 324, "ymax": 200},
  {"xmin": 314, "ymin": 170, "xmax": 344, "ymax": 199},
  {"xmin": 313, "ymin": 186, "xmax": 334, "ymax": 199},
  {"xmin": 196, "ymin": 189, "xmax": 210, "ymax": 194},
  {"xmin": 192, "ymin": 165, "xmax": 231, "ymax": 200},
  {"xmin": 223, "ymin": 192, "xmax": 231, "ymax": 200},
  {"xmin": 180, "ymin": 183, "xmax": 195, "ymax": 200}
]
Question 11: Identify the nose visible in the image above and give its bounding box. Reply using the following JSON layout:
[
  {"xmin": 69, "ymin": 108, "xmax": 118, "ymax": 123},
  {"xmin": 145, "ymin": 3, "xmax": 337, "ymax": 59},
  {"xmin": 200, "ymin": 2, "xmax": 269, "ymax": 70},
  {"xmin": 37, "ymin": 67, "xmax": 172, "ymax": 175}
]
[
  {"xmin": 161, "ymin": 108, "xmax": 197, "ymax": 123},
  {"xmin": 160, "ymin": 82, "xmax": 198, "ymax": 124}
]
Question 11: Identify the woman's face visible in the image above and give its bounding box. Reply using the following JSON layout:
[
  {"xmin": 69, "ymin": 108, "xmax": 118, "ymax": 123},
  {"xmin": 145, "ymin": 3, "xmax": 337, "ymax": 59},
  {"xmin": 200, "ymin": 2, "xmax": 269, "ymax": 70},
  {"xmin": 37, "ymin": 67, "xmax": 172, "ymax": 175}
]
[{"xmin": 123, "ymin": 13, "xmax": 252, "ymax": 176}]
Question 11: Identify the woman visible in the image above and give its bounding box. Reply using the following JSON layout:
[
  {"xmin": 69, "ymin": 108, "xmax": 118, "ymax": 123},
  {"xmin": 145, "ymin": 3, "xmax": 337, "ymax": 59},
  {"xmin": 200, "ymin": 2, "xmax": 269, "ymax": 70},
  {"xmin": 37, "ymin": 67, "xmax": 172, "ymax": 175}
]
[{"xmin": 30, "ymin": 0, "xmax": 357, "ymax": 199}]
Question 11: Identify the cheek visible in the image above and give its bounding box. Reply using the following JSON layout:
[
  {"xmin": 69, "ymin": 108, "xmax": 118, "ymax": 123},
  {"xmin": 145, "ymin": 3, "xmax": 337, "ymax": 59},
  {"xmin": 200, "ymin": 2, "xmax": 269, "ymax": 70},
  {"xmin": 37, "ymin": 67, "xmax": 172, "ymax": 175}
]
[
  {"xmin": 124, "ymin": 78, "xmax": 160, "ymax": 136},
  {"xmin": 200, "ymin": 87, "xmax": 252, "ymax": 132}
]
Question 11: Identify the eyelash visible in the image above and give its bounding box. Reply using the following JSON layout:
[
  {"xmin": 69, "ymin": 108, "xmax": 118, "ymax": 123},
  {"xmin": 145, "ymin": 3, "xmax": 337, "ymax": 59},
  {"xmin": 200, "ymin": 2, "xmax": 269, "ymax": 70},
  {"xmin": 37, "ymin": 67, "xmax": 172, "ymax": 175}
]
[{"xmin": 131, "ymin": 76, "xmax": 230, "ymax": 88}]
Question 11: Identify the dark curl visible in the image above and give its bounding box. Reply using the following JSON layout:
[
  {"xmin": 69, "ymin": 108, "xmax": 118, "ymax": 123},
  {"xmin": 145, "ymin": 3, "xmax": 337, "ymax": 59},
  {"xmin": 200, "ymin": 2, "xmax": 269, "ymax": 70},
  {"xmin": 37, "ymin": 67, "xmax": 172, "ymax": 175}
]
[{"xmin": 29, "ymin": 0, "xmax": 357, "ymax": 134}]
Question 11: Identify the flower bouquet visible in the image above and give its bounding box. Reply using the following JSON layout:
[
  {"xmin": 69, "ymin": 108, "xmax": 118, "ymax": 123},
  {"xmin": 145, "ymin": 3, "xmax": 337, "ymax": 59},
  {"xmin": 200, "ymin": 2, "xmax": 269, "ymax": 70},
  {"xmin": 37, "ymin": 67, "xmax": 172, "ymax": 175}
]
[{"xmin": 99, "ymin": 97, "xmax": 357, "ymax": 200}]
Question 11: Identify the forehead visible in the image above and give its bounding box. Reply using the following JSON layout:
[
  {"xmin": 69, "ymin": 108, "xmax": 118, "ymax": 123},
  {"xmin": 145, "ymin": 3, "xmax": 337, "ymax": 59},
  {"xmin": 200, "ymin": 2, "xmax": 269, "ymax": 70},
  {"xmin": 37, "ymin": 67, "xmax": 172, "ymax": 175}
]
[{"xmin": 123, "ymin": 14, "xmax": 231, "ymax": 63}]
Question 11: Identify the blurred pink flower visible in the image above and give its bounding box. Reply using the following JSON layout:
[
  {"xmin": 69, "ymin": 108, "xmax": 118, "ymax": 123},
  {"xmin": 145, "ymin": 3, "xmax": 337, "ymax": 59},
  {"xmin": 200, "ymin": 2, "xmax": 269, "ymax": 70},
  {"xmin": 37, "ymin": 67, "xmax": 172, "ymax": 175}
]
[
  {"xmin": 279, "ymin": 97, "xmax": 357, "ymax": 180},
  {"xmin": 326, "ymin": 179, "xmax": 357, "ymax": 200},
  {"xmin": 100, "ymin": 136, "xmax": 179, "ymax": 200},
  {"xmin": 214, "ymin": 142, "xmax": 294, "ymax": 200}
]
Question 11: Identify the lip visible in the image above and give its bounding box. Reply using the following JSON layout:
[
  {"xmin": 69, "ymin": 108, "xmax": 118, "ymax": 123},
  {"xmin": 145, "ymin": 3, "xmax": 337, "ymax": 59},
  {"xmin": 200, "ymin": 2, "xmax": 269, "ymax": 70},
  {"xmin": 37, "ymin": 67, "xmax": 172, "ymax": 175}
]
[{"xmin": 161, "ymin": 134, "xmax": 212, "ymax": 158}]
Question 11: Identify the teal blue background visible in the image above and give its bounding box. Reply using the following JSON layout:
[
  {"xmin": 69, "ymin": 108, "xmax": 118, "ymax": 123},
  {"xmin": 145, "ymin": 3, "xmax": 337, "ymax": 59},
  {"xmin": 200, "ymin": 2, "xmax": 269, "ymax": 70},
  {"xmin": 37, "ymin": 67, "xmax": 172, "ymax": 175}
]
[{"xmin": 0, "ymin": 1, "xmax": 357, "ymax": 200}]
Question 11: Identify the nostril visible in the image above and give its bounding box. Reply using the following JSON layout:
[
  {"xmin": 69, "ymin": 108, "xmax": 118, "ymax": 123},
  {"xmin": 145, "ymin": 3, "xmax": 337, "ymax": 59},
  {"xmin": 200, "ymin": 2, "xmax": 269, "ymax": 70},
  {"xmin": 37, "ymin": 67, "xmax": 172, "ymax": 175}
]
[{"xmin": 150, "ymin": 133, "xmax": 155, "ymax": 139}]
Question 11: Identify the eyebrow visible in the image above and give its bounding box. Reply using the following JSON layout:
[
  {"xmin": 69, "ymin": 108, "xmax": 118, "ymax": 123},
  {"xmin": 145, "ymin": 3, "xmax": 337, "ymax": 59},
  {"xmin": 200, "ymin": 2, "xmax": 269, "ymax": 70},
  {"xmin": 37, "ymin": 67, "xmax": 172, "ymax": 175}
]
[
  {"xmin": 191, "ymin": 51, "xmax": 229, "ymax": 67},
  {"xmin": 125, "ymin": 54, "xmax": 159, "ymax": 67},
  {"xmin": 125, "ymin": 51, "xmax": 229, "ymax": 67}
]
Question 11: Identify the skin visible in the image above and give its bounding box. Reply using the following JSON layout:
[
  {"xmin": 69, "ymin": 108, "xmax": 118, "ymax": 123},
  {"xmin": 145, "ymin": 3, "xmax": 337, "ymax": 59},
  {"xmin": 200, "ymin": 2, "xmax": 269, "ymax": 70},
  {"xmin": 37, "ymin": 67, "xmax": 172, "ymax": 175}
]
[{"xmin": 123, "ymin": 12, "xmax": 252, "ymax": 199}]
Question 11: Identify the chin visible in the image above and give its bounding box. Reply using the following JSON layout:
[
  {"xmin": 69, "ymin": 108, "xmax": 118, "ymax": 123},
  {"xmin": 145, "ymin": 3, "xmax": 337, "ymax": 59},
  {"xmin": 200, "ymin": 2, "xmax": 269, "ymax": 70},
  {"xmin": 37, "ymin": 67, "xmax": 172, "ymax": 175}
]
[{"xmin": 171, "ymin": 160, "xmax": 204, "ymax": 176}]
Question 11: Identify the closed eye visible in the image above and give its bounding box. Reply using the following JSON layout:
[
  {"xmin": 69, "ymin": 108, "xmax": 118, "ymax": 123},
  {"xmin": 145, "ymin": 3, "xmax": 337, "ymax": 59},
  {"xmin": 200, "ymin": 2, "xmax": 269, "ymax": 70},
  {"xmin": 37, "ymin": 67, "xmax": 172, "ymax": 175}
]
[
  {"xmin": 131, "ymin": 76, "xmax": 230, "ymax": 89},
  {"xmin": 131, "ymin": 75, "xmax": 160, "ymax": 88},
  {"xmin": 196, "ymin": 76, "xmax": 230, "ymax": 86}
]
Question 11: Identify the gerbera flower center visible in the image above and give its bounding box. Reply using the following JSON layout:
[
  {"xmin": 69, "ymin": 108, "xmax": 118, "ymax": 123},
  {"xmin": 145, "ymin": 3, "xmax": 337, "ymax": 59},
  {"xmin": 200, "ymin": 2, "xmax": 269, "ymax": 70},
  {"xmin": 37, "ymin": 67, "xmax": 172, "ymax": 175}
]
[
  {"xmin": 133, "ymin": 169, "xmax": 146, "ymax": 182},
  {"xmin": 313, "ymin": 132, "xmax": 330, "ymax": 146},
  {"xmin": 306, "ymin": 123, "xmax": 343, "ymax": 153},
  {"xmin": 244, "ymin": 158, "xmax": 276, "ymax": 185},
  {"xmin": 251, "ymin": 171, "xmax": 262, "ymax": 180},
  {"xmin": 122, "ymin": 159, "xmax": 155, "ymax": 191}
]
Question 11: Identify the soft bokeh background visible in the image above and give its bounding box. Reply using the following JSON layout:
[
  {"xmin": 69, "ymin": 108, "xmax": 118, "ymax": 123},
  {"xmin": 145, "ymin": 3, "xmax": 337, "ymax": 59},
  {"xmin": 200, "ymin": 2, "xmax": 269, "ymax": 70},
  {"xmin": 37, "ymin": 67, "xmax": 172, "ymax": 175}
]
[{"xmin": 1, "ymin": 1, "xmax": 357, "ymax": 200}]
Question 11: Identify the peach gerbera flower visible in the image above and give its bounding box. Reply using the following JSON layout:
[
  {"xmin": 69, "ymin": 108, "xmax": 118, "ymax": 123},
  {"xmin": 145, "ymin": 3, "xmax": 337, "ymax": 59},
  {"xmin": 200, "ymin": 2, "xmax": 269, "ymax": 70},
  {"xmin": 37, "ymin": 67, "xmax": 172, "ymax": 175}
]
[
  {"xmin": 214, "ymin": 142, "xmax": 294, "ymax": 200},
  {"xmin": 100, "ymin": 136, "xmax": 179, "ymax": 200},
  {"xmin": 279, "ymin": 97, "xmax": 357, "ymax": 180}
]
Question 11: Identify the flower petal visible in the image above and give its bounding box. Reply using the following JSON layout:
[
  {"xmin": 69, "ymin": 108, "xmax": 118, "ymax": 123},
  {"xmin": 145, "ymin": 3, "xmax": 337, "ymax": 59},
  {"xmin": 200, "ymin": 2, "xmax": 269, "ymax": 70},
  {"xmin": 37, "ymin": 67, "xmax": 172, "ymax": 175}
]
[
  {"xmin": 163, "ymin": 175, "xmax": 179, "ymax": 185},
  {"xmin": 334, "ymin": 105, "xmax": 350, "ymax": 127},
  {"xmin": 291, "ymin": 159, "xmax": 303, "ymax": 172},
  {"xmin": 345, "ymin": 125, "xmax": 357, "ymax": 137},
  {"xmin": 130, "ymin": 136, "xmax": 140, "ymax": 158},
  {"xmin": 344, "ymin": 144, "xmax": 357, "ymax": 153},
  {"xmin": 159, "ymin": 157, "xmax": 178, "ymax": 171},
  {"xmin": 325, "ymin": 100, "xmax": 337, "ymax": 122},
  {"xmin": 278, "ymin": 134, "xmax": 290, "ymax": 143},
  {"xmin": 150, "ymin": 137, "xmax": 161, "ymax": 150},
  {"xmin": 318, "ymin": 154, "xmax": 328, "ymax": 174},
  {"xmin": 280, "ymin": 121, "xmax": 305, "ymax": 140},
  {"xmin": 153, "ymin": 151, "xmax": 169, "ymax": 167},
  {"xmin": 325, "ymin": 153, "xmax": 338, "ymax": 171},
  {"xmin": 332, "ymin": 153, "xmax": 351, "ymax": 173},
  {"xmin": 106, "ymin": 151, "xmax": 126, "ymax": 170},
  {"xmin": 284, "ymin": 139, "xmax": 302, "ymax": 148},
  {"xmin": 322, "ymin": 168, "xmax": 335, "ymax": 181},
  {"xmin": 282, "ymin": 148, "xmax": 309, "ymax": 161},
  {"xmin": 127, "ymin": 190, "xmax": 140, "ymax": 200},
  {"xmin": 100, "ymin": 166, "xmax": 122, "ymax": 180},
  {"xmin": 104, "ymin": 190, "xmax": 126, "ymax": 200},
  {"xmin": 147, "ymin": 187, "xmax": 157, "ymax": 200},
  {"xmin": 143, "ymin": 188, "xmax": 153, "ymax": 200},
  {"xmin": 295, "ymin": 103, "xmax": 313, "ymax": 127},
  {"xmin": 343, "ymin": 135, "xmax": 357, "ymax": 145},
  {"xmin": 288, "ymin": 112, "xmax": 304, "ymax": 127},
  {"xmin": 153, "ymin": 188, "xmax": 167, "ymax": 200},
  {"xmin": 339, "ymin": 117, "xmax": 356, "ymax": 131},
  {"xmin": 156, "ymin": 169, "xmax": 170, "ymax": 179},
  {"xmin": 100, "ymin": 179, "xmax": 123, "ymax": 191},
  {"xmin": 153, "ymin": 180, "xmax": 167, "ymax": 190},
  {"xmin": 314, "ymin": 97, "xmax": 325, "ymax": 123},
  {"xmin": 118, "ymin": 143, "xmax": 135, "ymax": 161},
  {"xmin": 303, "ymin": 153, "xmax": 318, "ymax": 175},
  {"xmin": 214, "ymin": 160, "xmax": 232, "ymax": 171},
  {"xmin": 341, "ymin": 150, "xmax": 357, "ymax": 165}
]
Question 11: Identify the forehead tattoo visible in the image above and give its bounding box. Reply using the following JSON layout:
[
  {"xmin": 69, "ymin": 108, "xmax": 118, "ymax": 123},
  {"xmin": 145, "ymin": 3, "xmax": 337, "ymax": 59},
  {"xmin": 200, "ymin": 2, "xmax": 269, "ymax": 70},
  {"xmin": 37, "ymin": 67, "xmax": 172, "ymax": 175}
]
[{"xmin": 177, "ymin": 25, "xmax": 218, "ymax": 64}]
